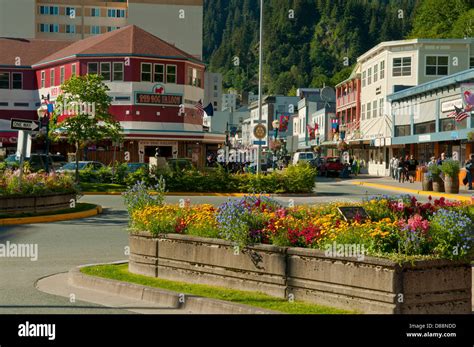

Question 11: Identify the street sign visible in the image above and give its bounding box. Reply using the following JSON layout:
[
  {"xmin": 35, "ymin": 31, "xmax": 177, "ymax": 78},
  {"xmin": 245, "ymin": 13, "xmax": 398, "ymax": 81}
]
[
  {"xmin": 10, "ymin": 118, "xmax": 40, "ymax": 132},
  {"xmin": 253, "ymin": 140, "xmax": 265, "ymax": 145},
  {"xmin": 253, "ymin": 124, "xmax": 267, "ymax": 140}
]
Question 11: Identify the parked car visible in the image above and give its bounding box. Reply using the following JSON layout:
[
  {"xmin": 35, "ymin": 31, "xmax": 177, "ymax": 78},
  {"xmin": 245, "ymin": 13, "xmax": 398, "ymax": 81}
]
[
  {"xmin": 319, "ymin": 156, "xmax": 344, "ymax": 177},
  {"xmin": 57, "ymin": 161, "xmax": 105, "ymax": 173},
  {"xmin": 292, "ymin": 152, "xmax": 315, "ymax": 165},
  {"xmin": 309, "ymin": 157, "xmax": 325, "ymax": 170},
  {"xmin": 4, "ymin": 153, "xmax": 58, "ymax": 172},
  {"xmin": 126, "ymin": 162, "xmax": 149, "ymax": 173}
]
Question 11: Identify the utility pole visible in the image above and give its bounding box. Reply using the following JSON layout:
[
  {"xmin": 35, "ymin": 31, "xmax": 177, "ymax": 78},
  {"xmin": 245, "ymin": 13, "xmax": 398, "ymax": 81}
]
[{"xmin": 256, "ymin": 0, "xmax": 264, "ymax": 175}]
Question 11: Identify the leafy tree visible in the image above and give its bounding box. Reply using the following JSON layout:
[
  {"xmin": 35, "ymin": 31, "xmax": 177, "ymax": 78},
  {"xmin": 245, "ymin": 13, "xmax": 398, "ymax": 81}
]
[{"xmin": 49, "ymin": 74, "xmax": 123, "ymax": 182}]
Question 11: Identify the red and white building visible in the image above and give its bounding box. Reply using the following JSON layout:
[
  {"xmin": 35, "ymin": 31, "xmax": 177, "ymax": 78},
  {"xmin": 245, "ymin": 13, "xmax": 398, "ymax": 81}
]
[{"xmin": 0, "ymin": 25, "xmax": 224, "ymax": 167}]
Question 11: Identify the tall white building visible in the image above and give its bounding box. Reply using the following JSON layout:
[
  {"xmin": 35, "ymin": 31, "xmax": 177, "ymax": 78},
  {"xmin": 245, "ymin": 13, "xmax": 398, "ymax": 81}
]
[
  {"xmin": 0, "ymin": 0, "xmax": 203, "ymax": 59},
  {"xmin": 222, "ymin": 92, "xmax": 238, "ymax": 111},
  {"xmin": 357, "ymin": 38, "xmax": 474, "ymax": 176},
  {"xmin": 203, "ymin": 72, "xmax": 222, "ymax": 112}
]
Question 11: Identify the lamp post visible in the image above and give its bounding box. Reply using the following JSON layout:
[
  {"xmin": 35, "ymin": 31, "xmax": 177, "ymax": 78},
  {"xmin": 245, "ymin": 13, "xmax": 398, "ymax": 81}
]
[
  {"xmin": 37, "ymin": 95, "xmax": 51, "ymax": 172},
  {"xmin": 272, "ymin": 119, "xmax": 279, "ymax": 170},
  {"xmin": 256, "ymin": 0, "xmax": 264, "ymax": 175}
]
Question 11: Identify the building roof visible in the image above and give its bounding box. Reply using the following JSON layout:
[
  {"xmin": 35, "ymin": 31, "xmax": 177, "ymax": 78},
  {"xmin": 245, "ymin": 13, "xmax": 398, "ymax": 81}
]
[
  {"xmin": 335, "ymin": 63, "xmax": 361, "ymax": 87},
  {"xmin": 357, "ymin": 38, "xmax": 474, "ymax": 63},
  {"xmin": 0, "ymin": 38, "xmax": 71, "ymax": 67},
  {"xmin": 387, "ymin": 68, "xmax": 474, "ymax": 101},
  {"xmin": 34, "ymin": 25, "xmax": 202, "ymax": 67}
]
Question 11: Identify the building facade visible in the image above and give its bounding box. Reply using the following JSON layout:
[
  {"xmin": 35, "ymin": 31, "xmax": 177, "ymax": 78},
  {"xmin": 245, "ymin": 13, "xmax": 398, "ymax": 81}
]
[
  {"xmin": 0, "ymin": 25, "xmax": 223, "ymax": 167},
  {"xmin": 0, "ymin": 0, "xmax": 203, "ymax": 59},
  {"xmin": 356, "ymin": 38, "xmax": 474, "ymax": 176},
  {"xmin": 203, "ymin": 72, "xmax": 222, "ymax": 112},
  {"xmin": 388, "ymin": 69, "xmax": 474, "ymax": 165}
]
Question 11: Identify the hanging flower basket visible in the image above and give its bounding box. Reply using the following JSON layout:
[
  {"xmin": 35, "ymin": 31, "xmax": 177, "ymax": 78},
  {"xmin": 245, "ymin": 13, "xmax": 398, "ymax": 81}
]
[
  {"xmin": 337, "ymin": 141, "xmax": 349, "ymax": 152},
  {"xmin": 467, "ymin": 131, "xmax": 474, "ymax": 142}
]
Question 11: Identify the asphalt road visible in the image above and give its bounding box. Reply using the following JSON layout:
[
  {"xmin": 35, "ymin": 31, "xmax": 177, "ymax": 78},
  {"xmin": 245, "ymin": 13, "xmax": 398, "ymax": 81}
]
[{"xmin": 0, "ymin": 178, "xmax": 430, "ymax": 314}]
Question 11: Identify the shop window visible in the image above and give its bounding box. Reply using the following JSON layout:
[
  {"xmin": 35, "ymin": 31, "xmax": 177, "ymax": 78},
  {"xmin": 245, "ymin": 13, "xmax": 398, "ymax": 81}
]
[
  {"xmin": 12, "ymin": 73, "xmax": 22, "ymax": 89},
  {"xmin": 100, "ymin": 62, "xmax": 111, "ymax": 81},
  {"xmin": 414, "ymin": 121, "xmax": 435, "ymax": 135},
  {"xmin": 166, "ymin": 65, "xmax": 177, "ymax": 84},
  {"xmin": 395, "ymin": 125, "xmax": 411, "ymax": 137}
]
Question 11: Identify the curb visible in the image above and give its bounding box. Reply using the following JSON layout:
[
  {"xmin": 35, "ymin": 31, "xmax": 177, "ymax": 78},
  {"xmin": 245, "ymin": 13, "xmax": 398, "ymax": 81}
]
[
  {"xmin": 351, "ymin": 181, "xmax": 473, "ymax": 203},
  {"xmin": 71, "ymin": 263, "xmax": 278, "ymax": 314},
  {"xmin": 0, "ymin": 204, "xmax": 103, "ymax": 226}
]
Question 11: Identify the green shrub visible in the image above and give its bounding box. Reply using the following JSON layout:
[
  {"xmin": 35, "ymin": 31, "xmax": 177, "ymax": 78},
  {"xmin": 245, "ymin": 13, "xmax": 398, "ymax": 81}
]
[
  {"xmin": 112, "ymin": 162, "xmax": 128, "ymax": 185},
  {"xmin": 428, "ymin": 164, "xmax": 441, "ymax": 178},
  {"xmin": 281, "ymin": 163, "xmax": 317, "ymax": 193},
  {"xmin": 441, "ymin": 159, "xmax": 460, "ymax": 178}
]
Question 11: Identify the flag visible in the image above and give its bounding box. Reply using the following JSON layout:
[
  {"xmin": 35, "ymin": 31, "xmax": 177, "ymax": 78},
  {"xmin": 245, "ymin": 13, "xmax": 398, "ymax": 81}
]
[
  {"xmin": 307, "ymin": 124, "xmax": 315, "ymax": 140},
  {"xmin": 203, "ymin": 103, "xmax": 214, "ymax": 117},
  {"xmin": 194, "ymin": 100, "xmax": 204, "ymax": 117},
  {"xmin": 448, "ymin": 105, "xmax": 469, "ymax": 122},
  {"xmin": 331, "ymin": 119, "xmax": 339, "ymax": 133},
  {"xmin": 279, "ymin": 115, "xmax": 289, "ymax": 131}
]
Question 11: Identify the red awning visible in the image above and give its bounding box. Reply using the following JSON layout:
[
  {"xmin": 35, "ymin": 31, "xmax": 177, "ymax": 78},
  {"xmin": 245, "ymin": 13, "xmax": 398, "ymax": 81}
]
[{"xmin": 0, "ymin": 132, "xmax": 18, "ymax": 145}]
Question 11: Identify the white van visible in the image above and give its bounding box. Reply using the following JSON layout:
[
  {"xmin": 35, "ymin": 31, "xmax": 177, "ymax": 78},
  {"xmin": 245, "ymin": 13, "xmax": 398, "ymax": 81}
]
[{"xmin": 292, "ymin": 152, "xmax": 315, "ymax": 165}]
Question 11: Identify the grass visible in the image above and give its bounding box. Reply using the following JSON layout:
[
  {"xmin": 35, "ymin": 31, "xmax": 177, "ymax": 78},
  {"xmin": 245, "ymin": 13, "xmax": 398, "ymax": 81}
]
[
  {"xmin": 0, "ymin": 203, "xmax": 97, "ymax": 219},
  {"xmin": 79, "ymin": 182, "xmax": 126, "ymax": 192},
  {"xmin": 81, "ymin": 264, "xmax": 354, "ymax": 314}
]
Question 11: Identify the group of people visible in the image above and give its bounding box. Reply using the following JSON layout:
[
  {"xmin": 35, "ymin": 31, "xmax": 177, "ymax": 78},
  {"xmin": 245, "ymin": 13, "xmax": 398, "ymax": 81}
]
[
  {"xmin": 389, "ymin": 152, "xmax": 474, "ymax": 190},
  {"xmin": 389, "ymin": 155, "xmax": 419, "ymax": 183}
]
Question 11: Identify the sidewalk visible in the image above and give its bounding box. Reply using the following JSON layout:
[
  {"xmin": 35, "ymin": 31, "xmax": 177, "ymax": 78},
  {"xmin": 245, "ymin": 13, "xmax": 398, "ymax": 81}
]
[{"xmin": 350, "ymin": 175, "xmax": 474, "ymax": 202}]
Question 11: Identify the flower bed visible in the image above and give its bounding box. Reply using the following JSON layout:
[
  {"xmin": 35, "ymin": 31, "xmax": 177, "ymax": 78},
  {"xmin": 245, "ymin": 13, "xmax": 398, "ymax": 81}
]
[
  {"xmin": 0, "ymin": 169, "xmax": 78, "ymax": 213},
  {"xmin": 130, "ymin": 193, "xmax": 473, "ymax": 260},
  {"xmin": 126, "ymin": 185, "xmax": 473, "ymax": 313}
]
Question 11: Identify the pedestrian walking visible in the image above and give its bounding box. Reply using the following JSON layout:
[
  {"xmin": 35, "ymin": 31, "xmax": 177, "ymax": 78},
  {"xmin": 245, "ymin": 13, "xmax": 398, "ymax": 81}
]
[
  {"xmin": 393, "ymin": 156, "xmax": 400, "ymax": 181},
  {"xmin": 407, "ymin": 155, "xmax": 418, "ymax": 184},
  {"xmin": 397, "ymin": 156, "xmax": 404, "ymax": 183},
  {"xmin": 464, "ymin": 154, "xmax": 474, "ymax": 190},
  {"xmin": 389, "ymin": 156, "xmax": 396, "ymax": 179}
]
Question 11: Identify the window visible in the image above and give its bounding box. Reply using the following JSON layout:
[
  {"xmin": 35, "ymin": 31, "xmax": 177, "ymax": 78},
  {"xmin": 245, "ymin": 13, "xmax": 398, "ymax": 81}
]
[
  {"xmin": 380, "ymin": 60, "xmax": 385, "ymax": 79},
  {"xmin": 414, "ymin": 121, "xmax": 436, "ymax": 135},
  {"xmin": 141, "ymin": 63, "xmax": 152, "ymax": 82},
  {"xmin": 367, "ymin": 67, "xmax": 372, "ymax": 85},
  {"xmin": 393, "ymin": 57, "xmax": 411, "ymax": 77},
  {"xmin": 361, "ymin": 104, "xmax": 366, "ymax": 120},
  {"xmin": 107, "ymin": 26, "xmax": 119, "ymax": 32},
  {"xmin": 41, "ymin": 71, "xmax": 46, "ymax": 88},
  {"xmin": 440, "ymin": 117, "xmax": 467, "ymax": 131},
  {"xmin": 39, "ymin": 6, "xmax": 59, "ymax": 15},
  {"xmin": 50, "ymin": 69, "xmax": 55, "ymax": 86},
  {"xmin": 366, "ymin": 102, "xmax": 371, "ymax": 119},
  {"xmin": 60, "ymin": 66, "xmax": 65, "ymax": 84},
  {"xmin": 91, "ymin": 26, "xmax": 101, "ymax": 35},
  {"xmin": 108, "ymin": 9, "xmax": 125, "ymax": 18},
  {"xmin": 49, "ymin": 6, "xmax": 59, "ymax": 15},
  {"xmin": 100, "ymin": 62, "xmax": 111, "ymax": 81},
  {"xmin": 425, "ymin": 56, "xmax": 448, "ymax": 76},
  {"xmin": 187, "ymin": 67, "xmax": 193, "ymax": 85},
  {"xmin": 71, "ymin": 64, "xmax": 76, "ymax": 77},
  {"xmin": 66, "ymin": 24, "xmax": 75, "ymax": 34},
  {"xmin": 154, "ymin": 64, "xmax": 164, "ymax": 83},
  {"xmin": 395, "ymin": 125, "xmax": 411, "ymax": 137},
  {"xmin": 379, "ymin": 98, "xmax": 384, "ymax": 117},
  {"xmin": 0, "ymin": 73, "xmax": 9, "ymax": 89},
  {"xmin": 113, "ymin": 62, "xmax": 124, "ymax": 81},
  {"xmin": 65, "ymin": 7, "xmax": 75, "ymax": 17},
  {"xmin": 470, "ymin": 57, "xmax": 474, "ymax": 69},
  {"xmin": 91, "ymin": 8, "xmax": 100, "ymax": 17},
  {"xmin": 362, "ymin": 71, "xmax": 366, "ymax": 87},
  {"xmin": 166, "ymin": 65, "xmax": 177, "ymax": 84},
  {"xmin": 87, "ymin": 62, "xmax": 98, "ymax": 75},
  {"xmin": 39, "ymin": 24, "xmax": 47, "ymax": 32},
  {"xmin": 373, "ymin": 64, "xmax": 378, "ymax": 83},
  {"xmin": 372, "ymin": 100, "xmax": 378, "ymax": 118}
]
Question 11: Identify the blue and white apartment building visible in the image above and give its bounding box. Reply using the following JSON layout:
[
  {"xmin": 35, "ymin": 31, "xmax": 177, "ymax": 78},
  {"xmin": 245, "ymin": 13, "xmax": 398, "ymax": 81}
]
[{"xmin": 388, "ymin": 69, "xmax": 474, "ymax": 165}]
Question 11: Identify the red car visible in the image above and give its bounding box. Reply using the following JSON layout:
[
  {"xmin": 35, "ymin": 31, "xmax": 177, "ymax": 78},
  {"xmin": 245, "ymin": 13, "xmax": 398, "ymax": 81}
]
[{"xmin": 319, "ymin": 156, "xmax": 344, "ymax": 177}]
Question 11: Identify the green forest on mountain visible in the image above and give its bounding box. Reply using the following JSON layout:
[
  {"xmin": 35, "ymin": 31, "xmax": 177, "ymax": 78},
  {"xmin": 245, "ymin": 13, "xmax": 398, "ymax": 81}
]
[{"xmin": 203, "ymin": 0, "xmax": 474, "ymax": 95}]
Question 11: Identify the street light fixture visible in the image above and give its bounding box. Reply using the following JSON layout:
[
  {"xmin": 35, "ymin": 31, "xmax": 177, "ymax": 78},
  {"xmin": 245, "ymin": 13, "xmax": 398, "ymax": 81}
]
[
  {"xmin": 37, "ymin": 95, "xmax": 51, "ymax": 172},
  {"xmin": 272, "ymin": 119, "xmax": 280, "ymax": 170}
]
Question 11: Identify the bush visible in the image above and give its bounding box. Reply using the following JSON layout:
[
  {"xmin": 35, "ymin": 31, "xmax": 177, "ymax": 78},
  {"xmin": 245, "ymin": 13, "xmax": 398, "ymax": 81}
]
[
  {"xmin": 441, "ymin": 159, "xmax": 460, "ymax": 178},
  {"xmin": 428, "ymin": 164, "xmax": 441, "ymax": 178},
  {"xmin": 282, "ymin": 163, "xmax": 316, "ymax": 193},
  {"xmin": 112, "ymin": 162, "xmax": 128, "ymax": 185}
]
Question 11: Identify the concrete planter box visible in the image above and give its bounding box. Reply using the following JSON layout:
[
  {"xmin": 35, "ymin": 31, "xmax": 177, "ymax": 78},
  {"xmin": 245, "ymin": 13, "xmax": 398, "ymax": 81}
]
[
  {"xmin": 0, "ymin": 192, "xmax": 76, "ymax": 214},
  {"xmin": 129, "ymin": 233, "xmax": 472, "ymax": 314}
]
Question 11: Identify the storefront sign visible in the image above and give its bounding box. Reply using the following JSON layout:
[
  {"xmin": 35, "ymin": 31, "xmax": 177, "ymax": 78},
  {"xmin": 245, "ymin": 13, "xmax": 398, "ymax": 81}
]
[
  {"xmin": 441, "ymin": 99, "xmax": 462, "ymax": 112},
  {"xmin": 135, "ymin": 93, "xmax": 182, "ymax": 106},
  {"xmin": 419, "ymin": 134, "xmax": 431, "ymax": 142}
]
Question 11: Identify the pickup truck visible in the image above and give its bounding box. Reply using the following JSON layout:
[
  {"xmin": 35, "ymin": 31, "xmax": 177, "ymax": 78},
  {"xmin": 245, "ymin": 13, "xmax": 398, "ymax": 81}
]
[{"xmin": 319, "ymin": 156, "xmax": 344, "ymax": 177}]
